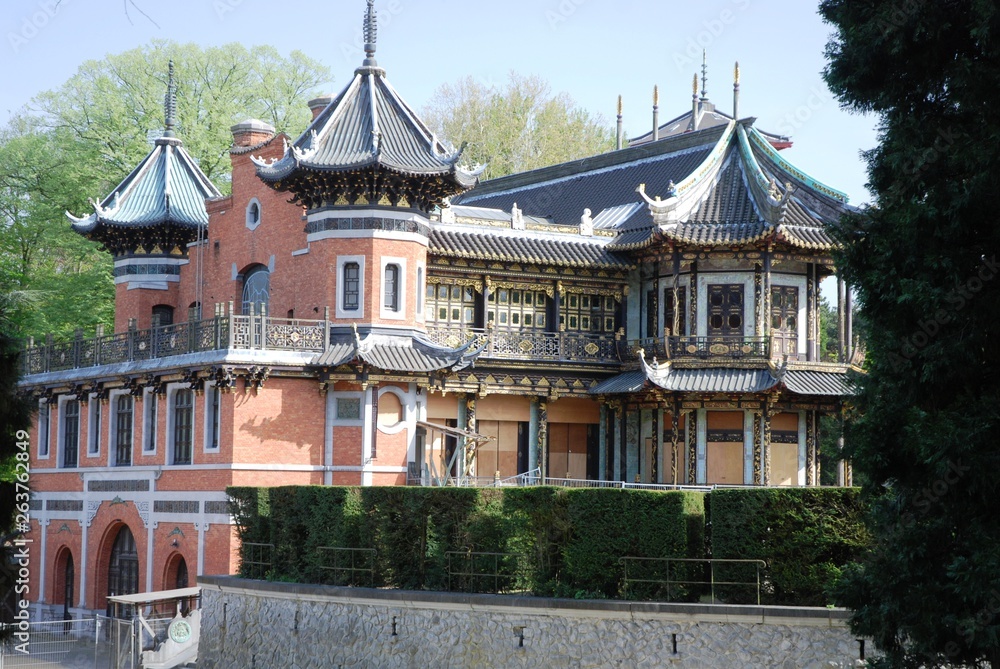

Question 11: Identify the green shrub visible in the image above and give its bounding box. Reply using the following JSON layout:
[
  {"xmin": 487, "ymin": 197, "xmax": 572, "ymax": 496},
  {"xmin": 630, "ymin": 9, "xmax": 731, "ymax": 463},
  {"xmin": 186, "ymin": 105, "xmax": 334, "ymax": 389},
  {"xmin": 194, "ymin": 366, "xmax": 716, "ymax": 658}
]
[
  {"xmin": 502, "ymin": 487, "xmax": 569, "ymax": 595},
  {"xmin": 562, "ymin": 489, "xmax": 705, "ymax": 599},
  {"xmin": 710, "ymin": 487, "xmax": 868, "ymax": 606},
  {"xmin": 227, "ymin": 486, "xmax": 271, "ymax": 578}
]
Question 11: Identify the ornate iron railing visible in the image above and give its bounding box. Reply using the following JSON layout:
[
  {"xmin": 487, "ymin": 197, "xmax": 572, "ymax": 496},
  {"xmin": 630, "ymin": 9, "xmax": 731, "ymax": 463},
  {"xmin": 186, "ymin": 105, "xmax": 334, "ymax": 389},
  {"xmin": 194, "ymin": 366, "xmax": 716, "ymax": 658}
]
[
  {"xmin": 425, "ymin": 326, "xmax": 622, "ymax": 363},
  {"xmin": 20, "ymin": 314, "xmax": 326, "ymax": 376},
  {"xmin": 621, "ymin": 335, "xmax": 772, "ymax": 362}
]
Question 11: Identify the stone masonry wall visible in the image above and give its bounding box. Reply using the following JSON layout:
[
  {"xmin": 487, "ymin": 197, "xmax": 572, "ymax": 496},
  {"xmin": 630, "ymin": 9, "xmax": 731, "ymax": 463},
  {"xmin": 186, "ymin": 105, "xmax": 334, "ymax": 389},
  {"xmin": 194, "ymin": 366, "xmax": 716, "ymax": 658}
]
[{"xmin": 198, "ymin": 576, "xmax": 866, "ymax": 669}]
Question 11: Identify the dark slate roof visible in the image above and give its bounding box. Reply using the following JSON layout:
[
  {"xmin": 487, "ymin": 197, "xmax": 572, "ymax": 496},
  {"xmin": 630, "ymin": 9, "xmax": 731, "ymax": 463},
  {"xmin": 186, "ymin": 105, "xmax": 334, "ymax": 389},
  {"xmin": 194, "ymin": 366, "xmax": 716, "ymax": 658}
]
[
  {"xmin": 311, "ymin": 332, "xmax": 484, "ymax": 373},
  {"xmin": 652, "ymin": 368, "xmax": 778, "ymax": 393},
  {"xmin": 455, "ymin": 127, "xmax": 721, "ymax": 224},
  {"xmin": 591, "ymin": 370, "xmax": 648, "ymax": 394},
  {"xmin": 686, "ymin": 152, "xmax": 759, "ymax": 224},
  {"xmin": 255, "ymin": 65, "xmax": 482, "ymax": 187},
  {"xmin": 662, "ymin": 222, "xmax": 769, "ymax": 246},
  {"xmin": 312, "ymin": 342, "xmax": 355, "ymax": 367},
  {"xmin": 429, "ymin": 227, "xmax": 631, "ymax": 269},
  {"xmin": 69, "ymin": 137, "xmax": 221, "ymax": 232},
  {"xmin": 781, "ymin": 370, "xmax": 854, "ymax": 396}
]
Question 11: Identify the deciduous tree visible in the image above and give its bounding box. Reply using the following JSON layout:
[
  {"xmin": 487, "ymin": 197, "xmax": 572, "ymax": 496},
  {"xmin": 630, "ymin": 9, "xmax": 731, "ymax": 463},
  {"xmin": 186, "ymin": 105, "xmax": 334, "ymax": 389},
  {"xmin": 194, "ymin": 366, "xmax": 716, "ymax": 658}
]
[{"xmin": 423, "ymin": 73, "xmax": 615, "ymax": 180}]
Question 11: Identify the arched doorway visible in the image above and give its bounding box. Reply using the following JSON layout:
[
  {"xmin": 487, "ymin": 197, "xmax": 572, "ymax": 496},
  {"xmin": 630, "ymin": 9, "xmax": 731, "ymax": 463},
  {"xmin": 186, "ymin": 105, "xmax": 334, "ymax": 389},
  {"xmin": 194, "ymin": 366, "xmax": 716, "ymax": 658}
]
[
  {"xmin": 54, "ymin": 548, "xmax": 74, "ymax": 622},
  {"xmin": 107, "ymin": 525, "xmax": 139, "ymax": 602}
]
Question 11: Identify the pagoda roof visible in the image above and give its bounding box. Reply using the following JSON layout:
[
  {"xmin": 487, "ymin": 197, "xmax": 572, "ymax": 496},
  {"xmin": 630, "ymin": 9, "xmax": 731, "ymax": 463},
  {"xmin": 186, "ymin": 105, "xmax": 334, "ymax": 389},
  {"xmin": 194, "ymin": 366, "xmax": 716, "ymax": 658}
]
[
  {"xmin": 255, "ymin": 72, "xmax": 483, "ymax": 188},
  {"xmin": 312, "ymin": 329, "xmax": 485, "ymax": 374},
  {"xmin": 68, "ymin": 137, "xmax": 220, "ymax": 236},
  {"xmin": 456, "ymin": 118, "xmax": 853, "ymax": 254},
  {"xmin": 591, "ymin": 352, "xmax": 855, "ymax": 397},
  {"xmin": 68, "ymin": 61, "xmax": 221, "ymax": 255}
]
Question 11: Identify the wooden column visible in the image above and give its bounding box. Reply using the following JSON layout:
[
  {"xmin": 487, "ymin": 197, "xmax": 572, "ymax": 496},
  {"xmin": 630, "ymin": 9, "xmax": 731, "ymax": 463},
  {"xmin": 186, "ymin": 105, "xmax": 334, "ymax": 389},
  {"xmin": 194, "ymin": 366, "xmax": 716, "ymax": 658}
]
[
  {"xmin": 464, "ymin": 394, "xmax": 477, "ymax": 480},
  {"xmin": 686, "ymin": 409, "xmax": 697, "ymax": 485},
  {"xmin": 754, "ymin": 261, "xmax": 763, "ymax": 336},
  {"xmin": 806, "ymin": 264, "xmax": 817, "ymax": 361},
  {"xmin": 650, "ymin": 404, "xmax": 659, "ymax": 484},
  {"xmin": 845, "ymin": 286, "xmax": 854, "ymax": 361},
  {"xmin": 670, "ymin": 399, "xmax": 681, "ymax": 485},
  {"xmin": 689, "ymin": 260, "xmax": 698, "ymax": 337},
  {"xmin": 752, "ymin": 408, "xmax": 763, "ymax": 485},
  {"xmin": 538, "ymin": 399, "xmax": 548, "ymax": 480},
  {"xmin": 837, "ymin": 276, "xmax": 846, "ymax": 362}
]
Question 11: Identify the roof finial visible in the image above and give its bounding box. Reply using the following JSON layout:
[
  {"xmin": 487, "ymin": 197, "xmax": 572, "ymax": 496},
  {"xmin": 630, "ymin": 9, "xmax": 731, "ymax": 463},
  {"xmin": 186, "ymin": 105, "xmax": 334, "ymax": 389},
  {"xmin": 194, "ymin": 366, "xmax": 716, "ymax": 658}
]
[
  {"xmin": 701, "ymin": 50, "xmax": 709, "ymax": 100},
  {"xmin": 652, "ymin": 85, "xmax": 660, "ymax": 142},
  {"xmin": 616, "ymin": 95, "xmax": 623, "ymax": 150},
  {"xmin": 363, "ymin": 0, "xmax": 378, "ymax": 66},
  {"xmin": 163, "ymin": 60, "xmax": 177, "ymax": 138},
  {"xmin": 733, "ymin": 61, "xmax": 741, "ymax": 121}
]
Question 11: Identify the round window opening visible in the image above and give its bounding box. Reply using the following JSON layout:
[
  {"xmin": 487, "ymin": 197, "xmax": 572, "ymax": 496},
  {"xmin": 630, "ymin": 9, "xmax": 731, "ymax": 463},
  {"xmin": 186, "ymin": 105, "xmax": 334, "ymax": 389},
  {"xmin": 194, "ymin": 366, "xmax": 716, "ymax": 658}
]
[{"xmin": 377, "ymin": 392, "xmax": 403, "ymax": 430}]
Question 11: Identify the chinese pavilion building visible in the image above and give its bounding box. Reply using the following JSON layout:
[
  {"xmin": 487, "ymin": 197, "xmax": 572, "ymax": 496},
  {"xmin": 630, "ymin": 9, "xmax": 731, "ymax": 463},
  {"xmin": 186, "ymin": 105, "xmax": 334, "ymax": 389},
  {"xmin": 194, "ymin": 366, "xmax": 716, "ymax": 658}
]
[{"xmin": 18, "ymin": 2, "xmax": 858, "ymax": 618}]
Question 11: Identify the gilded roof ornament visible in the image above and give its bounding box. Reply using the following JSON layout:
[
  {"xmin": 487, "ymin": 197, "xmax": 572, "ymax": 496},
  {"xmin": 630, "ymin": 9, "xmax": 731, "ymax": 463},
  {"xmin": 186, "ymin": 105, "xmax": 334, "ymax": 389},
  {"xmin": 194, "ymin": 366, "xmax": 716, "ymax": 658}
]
[{"xmin": 163, "ymin": 60, "xmax": 177, "ymax": 138}]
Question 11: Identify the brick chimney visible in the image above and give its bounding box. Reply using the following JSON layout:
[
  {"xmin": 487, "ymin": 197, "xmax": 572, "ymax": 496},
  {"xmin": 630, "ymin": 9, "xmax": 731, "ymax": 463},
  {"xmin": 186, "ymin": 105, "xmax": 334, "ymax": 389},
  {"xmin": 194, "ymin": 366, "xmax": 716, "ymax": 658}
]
[
  {"xmin": 230, "ymin": 119, "xmax": 276, "ymax": 148},
  {"xmin": 308, "ymin": 95, "xmax": 334, "ymax": 120}
]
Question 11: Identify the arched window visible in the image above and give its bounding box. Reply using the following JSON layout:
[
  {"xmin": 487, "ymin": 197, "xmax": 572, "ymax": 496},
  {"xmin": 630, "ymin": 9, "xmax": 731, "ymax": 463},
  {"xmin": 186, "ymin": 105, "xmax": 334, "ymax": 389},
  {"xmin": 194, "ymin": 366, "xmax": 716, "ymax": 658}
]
[
  {"xmin": 152, "ymin": 305, "xmax": 174, "ymax": 327},
  {"xmin": 114, "ymin": 395, "xmax": 133, "ymax": 467},
  {"xmin": 342, "ymin": 262, "xmax": 360, "ymax": 311},
  {"xmin": 246, "ymin": 199, "xmax": 262, "ymax": 231},
  {"xmin": 384, "ymin": 264, "xmax": 400, "ymax": 312},
  {"xmin": 108, "ymin": 525, "xmax": 139, "ymax": 600},
  {"xmin": 241, "ymin": 265, "xmax": 270, "ymax": 315},
  {"xmin": 175, "ymin": 557, "xmax": 188, "ymax": 589}
]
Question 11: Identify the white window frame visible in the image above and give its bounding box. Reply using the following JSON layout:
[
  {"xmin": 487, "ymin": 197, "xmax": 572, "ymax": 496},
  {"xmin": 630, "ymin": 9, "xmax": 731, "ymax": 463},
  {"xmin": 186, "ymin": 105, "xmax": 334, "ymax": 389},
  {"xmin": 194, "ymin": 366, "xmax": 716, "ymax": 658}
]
[
  {"xmin": 416, "ymin": 263, "xmax": 425, "ymax": 322},
  {"xmin": 87, "ymin": 395, "xmax": 102, "ymax": 456},
  {"xmin": 245, "ymin": 197, "xmax": 262, "ymax": 231},
  {"xmin": 335, "ymin": 255, "xmax": 366, "ymax": 319},
  {"xmin": 203, "ymin": 382, "xmax": 222, "ymax": 453},
  {"xmin": 379, "ymin": 257, "xmax": 407, "ymax": 321},
  {"xmin": 109, "ymin": 390, "xmax": 134, "ymax": 467},
  {"xmin": 166, "ymin": 383, "xmax": 196, "ymax": 466},
  {"xmin": 331, "ymin": 392, "xmax": 364, "ymax": 426},
  {"xmin": 37, "ymin": 400, "xmax": 50, "ymax": 459},
  {"xmin": 143, "ymin": 388, "xmax": 159, "ymax": 454}
]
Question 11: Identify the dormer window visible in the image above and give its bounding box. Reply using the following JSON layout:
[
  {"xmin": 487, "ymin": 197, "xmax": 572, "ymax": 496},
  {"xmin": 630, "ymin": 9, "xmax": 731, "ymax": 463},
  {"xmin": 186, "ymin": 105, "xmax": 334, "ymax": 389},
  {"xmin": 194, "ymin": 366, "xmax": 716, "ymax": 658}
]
[{"xmin": 246, "ymin": 199, "xmax": 262, "ymax": 231}]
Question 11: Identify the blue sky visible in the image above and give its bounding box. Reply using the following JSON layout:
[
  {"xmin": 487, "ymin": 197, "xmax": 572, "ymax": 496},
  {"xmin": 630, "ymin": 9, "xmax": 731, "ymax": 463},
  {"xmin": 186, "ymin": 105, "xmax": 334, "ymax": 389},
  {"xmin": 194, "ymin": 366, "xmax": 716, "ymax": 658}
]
[{"xmin": 2, "ymin": 0, "xmax": 877, "ymax": 205}]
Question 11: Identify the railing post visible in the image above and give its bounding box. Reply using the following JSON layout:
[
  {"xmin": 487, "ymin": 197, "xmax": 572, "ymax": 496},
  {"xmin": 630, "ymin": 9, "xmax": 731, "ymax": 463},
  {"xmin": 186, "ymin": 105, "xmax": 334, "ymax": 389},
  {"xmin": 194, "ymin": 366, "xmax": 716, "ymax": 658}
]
[
  {"xmin": 213, "ymin": 303, "xmax": 222, "ymax": 350},
  {"xmin": 44, "ymin": 333, "xmax": 53, "ymax": 372},
  {"xmin": 260, "ymin": 304, "xmax": 267, "ymax": 351},
  {"xmin": 94, "ymin": 324, "xmax": 104, "ymax": 367},
  {"xmin": 227, "ymin": 301, "xmax": 235, "ymax": 349},
  {"xmin": 324, "ymin": 307, "xmax": 331, "ymax": 347},
  {"xmin": 151, "ymin": 314, "xmax": 161, "ymax": 359},
  {"xmin": 127, "ymin": 319, "xmax": 137, "ymax": 362},
  {"xmin": 73, "ymin": 328, "xmax": 83, "ymax": 369}
]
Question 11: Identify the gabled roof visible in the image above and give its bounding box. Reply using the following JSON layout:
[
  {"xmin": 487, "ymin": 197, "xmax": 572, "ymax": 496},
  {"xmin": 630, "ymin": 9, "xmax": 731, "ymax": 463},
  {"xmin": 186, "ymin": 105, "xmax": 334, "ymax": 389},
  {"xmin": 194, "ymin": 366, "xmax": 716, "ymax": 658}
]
[{"xmin": 69, "ymin": 138, "xmax": 220, "ymax": 234}]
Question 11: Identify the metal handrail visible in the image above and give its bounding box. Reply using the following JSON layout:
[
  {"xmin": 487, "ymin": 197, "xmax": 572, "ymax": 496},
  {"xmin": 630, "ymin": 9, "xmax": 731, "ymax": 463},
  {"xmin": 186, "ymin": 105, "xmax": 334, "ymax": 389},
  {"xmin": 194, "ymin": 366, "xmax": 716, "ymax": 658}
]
[
  {"xmin": 619, "ymin": 557, "xmax": 768, "ymax": 604},
  {"xmin": 446, "ymin": 549, "xmax": 528, "ymax": 594},
  {"xmin": 317, "ymin": 546, "xmax": 376, "ymax": 587},
  {"xmin": 240, "ymin": 542, "xmax": 274, "ymax": 581}
]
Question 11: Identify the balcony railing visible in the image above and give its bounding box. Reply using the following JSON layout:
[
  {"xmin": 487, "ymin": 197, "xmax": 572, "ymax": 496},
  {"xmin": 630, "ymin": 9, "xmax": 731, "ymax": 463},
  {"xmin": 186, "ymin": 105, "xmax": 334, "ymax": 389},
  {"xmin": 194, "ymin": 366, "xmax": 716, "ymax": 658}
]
[
  {"xmin": 20, "ymin": 313, "xmax": 329, "ymax": 376},
  {"xmin": 21, "ymin": 317, "xmax": 804, "ymax": 378},
  {"xmin": 424, "ymin": 326, "xmax": 622, "ymax": 364}
]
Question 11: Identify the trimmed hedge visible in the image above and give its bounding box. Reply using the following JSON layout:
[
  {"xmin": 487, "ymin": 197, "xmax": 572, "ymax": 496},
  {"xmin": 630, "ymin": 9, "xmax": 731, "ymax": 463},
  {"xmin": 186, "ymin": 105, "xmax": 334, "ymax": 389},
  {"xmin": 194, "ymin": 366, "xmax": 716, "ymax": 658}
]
[
  {"xmin": 709, "ymin": 487, "xmax": 868, "ymax": 606},
  {"xmin": 226, "ymin": 485, "xmax": 866, "ymax": 606}
]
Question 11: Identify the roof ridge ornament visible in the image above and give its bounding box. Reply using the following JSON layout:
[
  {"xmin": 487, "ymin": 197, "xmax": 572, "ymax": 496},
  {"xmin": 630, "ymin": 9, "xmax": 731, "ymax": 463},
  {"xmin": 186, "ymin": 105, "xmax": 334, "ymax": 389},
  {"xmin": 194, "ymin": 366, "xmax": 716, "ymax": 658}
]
[
  {"xmin": 701, "ymin": 50, "xmax": 709, "ymax": 101},
  {"xmin": 362, "ymin": 0, "xmax": 378, "ymax": 67},
  {"xmin": 163, "ymin": 60, "xmax": 177, "ymax": 138}
]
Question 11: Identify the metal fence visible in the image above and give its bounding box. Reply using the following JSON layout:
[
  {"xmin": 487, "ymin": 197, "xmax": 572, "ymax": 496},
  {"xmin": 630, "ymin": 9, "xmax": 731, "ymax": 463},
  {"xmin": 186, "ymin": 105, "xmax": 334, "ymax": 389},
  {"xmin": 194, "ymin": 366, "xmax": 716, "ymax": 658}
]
[
  {"xmin": 446, "ymin": 550, "xmax": 529, "ymax": 594},
  {"xmin": 619, "ymin": 557, "xmax": 769, "ymax": 604},
  {"xmin": 317, "ymin": 547, "xmax": 376, "ymax": 587},
  {"xmin": 240, "ymin": 542, "xmax": 274, "ymax": 580},
  {"xmin": 0, "ymin": 616, "xmax": 108, "ymax": 668}
]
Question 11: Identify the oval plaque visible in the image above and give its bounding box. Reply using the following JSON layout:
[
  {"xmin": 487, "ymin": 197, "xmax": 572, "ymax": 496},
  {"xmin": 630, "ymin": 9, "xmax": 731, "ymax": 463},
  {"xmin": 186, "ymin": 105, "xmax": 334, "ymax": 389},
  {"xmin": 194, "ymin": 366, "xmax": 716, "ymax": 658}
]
[{"xmin": 709, "ymin": 343, "xmax": 730, "ymax": 355}]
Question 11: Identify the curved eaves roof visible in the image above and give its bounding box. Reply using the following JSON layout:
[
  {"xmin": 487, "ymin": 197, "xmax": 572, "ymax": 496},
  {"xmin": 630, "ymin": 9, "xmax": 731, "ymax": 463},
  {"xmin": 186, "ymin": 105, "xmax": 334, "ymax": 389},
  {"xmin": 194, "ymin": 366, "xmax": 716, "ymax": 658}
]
[{"xmin": 429, "ymin": 228, "xmax": 631, "ymax": 269}]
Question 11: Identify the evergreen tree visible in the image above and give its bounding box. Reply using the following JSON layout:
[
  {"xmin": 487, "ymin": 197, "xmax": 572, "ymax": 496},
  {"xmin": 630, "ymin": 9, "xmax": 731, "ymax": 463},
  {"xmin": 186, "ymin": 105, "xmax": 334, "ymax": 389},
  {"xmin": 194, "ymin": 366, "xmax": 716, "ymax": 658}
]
[{"xmin": 820, "ymin": 1, "xmax": 1000, "ymax": 665}]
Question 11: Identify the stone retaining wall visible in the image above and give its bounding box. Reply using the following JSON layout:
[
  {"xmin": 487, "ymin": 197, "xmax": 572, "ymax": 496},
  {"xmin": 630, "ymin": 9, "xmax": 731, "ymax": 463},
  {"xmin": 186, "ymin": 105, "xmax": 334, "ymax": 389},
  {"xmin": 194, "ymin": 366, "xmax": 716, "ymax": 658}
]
[{"xmin": 197, "ymin": 576, "xmax": 866, "ymax": 669}]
